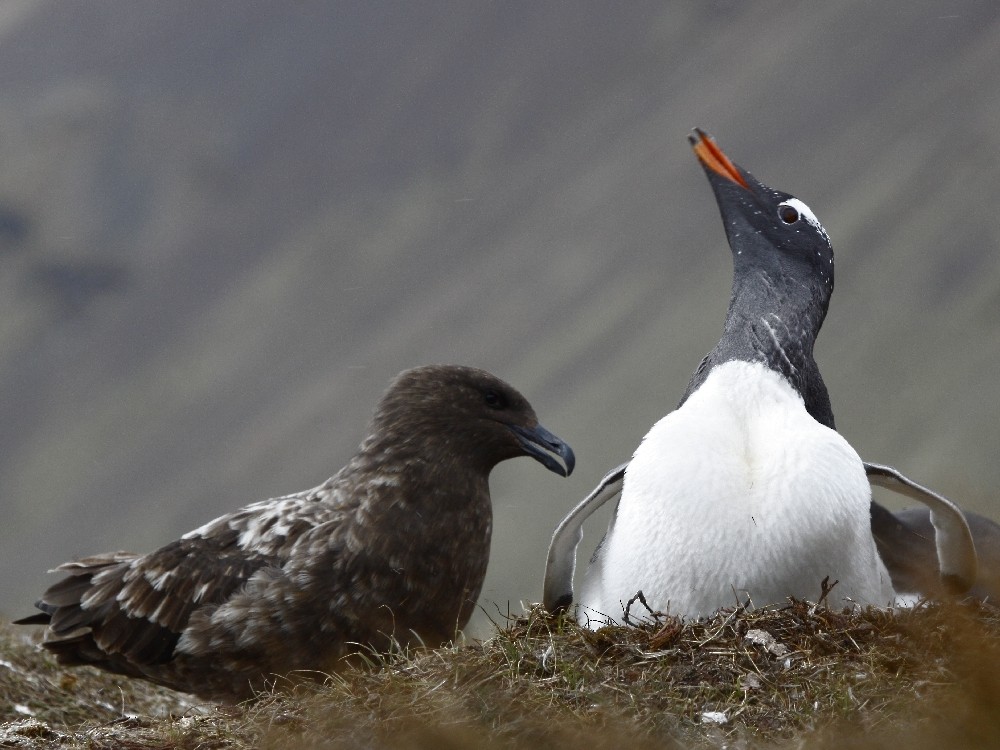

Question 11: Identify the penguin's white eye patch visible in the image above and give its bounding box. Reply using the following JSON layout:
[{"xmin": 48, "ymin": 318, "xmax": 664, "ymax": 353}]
[
  {"xmin": 779, "ymin": 205, "xmax": 799, "ymax": 224},
  {"xmin": 778, "ymin": 198, "xmax": 830, "ymax": 244}
]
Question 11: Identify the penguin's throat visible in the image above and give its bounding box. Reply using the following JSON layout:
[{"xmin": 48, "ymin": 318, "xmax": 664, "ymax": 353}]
[{"xmin": 723, "ymin": 277, "xmax": 826, "ymax": 376}]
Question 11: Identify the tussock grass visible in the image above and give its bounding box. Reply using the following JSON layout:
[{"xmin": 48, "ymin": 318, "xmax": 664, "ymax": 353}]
[{"xmin": 3, "ymin": 600, "xmax": 1000, "ymax": 749}]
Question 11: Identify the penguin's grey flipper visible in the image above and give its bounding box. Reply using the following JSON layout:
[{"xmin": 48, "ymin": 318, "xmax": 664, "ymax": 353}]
[
  {"xmin": 870, "ymin": 501, "xmax": 942, "ymax": 597},
  {"xmin": 543, "ymin": 463, "xmax": 627, "ymax": 613},
  {"xmin": 865, "ymin": 462, "xmax": 977, "ymax": 595},
  {"xmin": 872, "ymin": 503, "xmax": 1000, "ymax": 601}
]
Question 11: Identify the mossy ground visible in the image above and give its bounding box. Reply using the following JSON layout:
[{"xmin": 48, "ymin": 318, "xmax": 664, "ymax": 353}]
[{"xmin": 3, "ymin": 600, "xmax": 1000, "ymax": 749}]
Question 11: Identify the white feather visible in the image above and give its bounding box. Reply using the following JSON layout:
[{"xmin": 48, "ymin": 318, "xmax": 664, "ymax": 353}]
[
  {"xmin": 579, "ymin": 361, "xmax": 895, "ymax": 625},
  {"xmin": 780, "ymin": 198, "xmax": 830, "ymax": 245}
]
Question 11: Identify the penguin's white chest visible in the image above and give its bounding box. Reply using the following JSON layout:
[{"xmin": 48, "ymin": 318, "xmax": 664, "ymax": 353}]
[{"xmin": 579, "ymin": 361, "xmax": 894, "ymax": 624}]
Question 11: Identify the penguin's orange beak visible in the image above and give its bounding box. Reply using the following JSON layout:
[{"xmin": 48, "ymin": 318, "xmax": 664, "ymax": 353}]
[{"xmin": 689, "ymin": 128, "xmax": 750, "ymax": 190}]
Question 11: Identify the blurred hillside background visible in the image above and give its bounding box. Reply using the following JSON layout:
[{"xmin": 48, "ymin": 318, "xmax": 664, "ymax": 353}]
[{"xmin": 0, "ymin": 1, "xmax": 997, "ymax": 636}]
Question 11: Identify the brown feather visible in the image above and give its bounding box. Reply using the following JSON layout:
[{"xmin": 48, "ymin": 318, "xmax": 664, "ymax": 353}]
[{"xmin": 16, "ymin": 365, "xmax": 573, "ymax": 701}]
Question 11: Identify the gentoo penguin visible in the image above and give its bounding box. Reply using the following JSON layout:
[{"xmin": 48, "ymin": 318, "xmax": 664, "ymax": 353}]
[
  {"xmin": 543, "ymin": 131, "xmax": 982, "ymax": 621},
  {"xmin": 16, "ymin": 365, "xmax": 575, "ymax": 701},
  {"xmin": 576, "ymin": 129, "xmax": 898, "ymax": 622}
]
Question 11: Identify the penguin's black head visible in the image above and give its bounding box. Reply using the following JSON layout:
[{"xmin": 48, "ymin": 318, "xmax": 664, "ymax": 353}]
[
  {"xmin": 682, "ymin": 128, "xmax": 838, "ymax": 429},
  {"xmin": 689, "ymin": 128, "xmax": 834, "ymax": 300}
]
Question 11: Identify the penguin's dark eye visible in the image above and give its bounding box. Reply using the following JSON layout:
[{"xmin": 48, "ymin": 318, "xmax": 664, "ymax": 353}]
[
  {"xmin": 779, "ymin": 205, "xmax": 799, "ymax": 224},
  {"xmin": 483, "ymin": 389, "xmax": 507, "ymax": 410}
]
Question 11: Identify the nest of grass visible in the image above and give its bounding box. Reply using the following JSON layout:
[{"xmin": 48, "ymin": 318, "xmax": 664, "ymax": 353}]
[{"xmin": 3, "ymin": 599, "xmax": 1000, "ymax": 749}]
